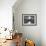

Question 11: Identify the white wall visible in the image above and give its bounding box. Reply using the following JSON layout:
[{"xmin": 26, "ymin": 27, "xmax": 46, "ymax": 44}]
[
  {"xmin": 0, "ymin": 0, "xmax": 16, "ymax": 30},
  {"xmin": 13, "ymin": 0, "xmax": 41, "ymax": 46},
  {"xmin": 41, "ymin": 0, "xmax": 46, "ymax": 46}
]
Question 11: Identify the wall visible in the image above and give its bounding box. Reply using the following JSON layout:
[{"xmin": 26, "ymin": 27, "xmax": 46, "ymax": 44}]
[
  {"xmin": 13, "ymin": 0, "xmax": 41, "ymax": 46},
  {"xmin": 41, "ymin": 0, "xmax": 46, "ymax": 46},
  {"xmin": 0, "ymin": 0, "xmax": 16, "ymax": 30}
]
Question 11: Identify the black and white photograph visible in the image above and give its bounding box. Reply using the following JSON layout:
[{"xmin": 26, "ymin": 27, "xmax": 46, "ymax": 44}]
[{"xmin": 22, "ymin": 14, "xmax": 37, "ymax": 26}]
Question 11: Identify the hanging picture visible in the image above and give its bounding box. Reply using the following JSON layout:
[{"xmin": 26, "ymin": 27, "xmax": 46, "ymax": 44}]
[{"xmin": 22, "ymin": 14, "xmax": 37, "ymax": 26}]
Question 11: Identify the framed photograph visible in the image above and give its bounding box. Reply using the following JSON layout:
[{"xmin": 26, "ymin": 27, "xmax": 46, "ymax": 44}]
[{"xmin": 22, "ymin": 14, "xmax": 37, "ymax": 26}]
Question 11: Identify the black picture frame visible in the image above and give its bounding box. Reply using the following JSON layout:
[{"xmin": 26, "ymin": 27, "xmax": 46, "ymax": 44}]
[{"xmin": 22, "ymin": 14, "xmax": 37, "ymax": 26}]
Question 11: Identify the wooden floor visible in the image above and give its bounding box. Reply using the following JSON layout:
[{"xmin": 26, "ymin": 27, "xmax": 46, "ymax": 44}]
[{"xmin": 0, "ymin": 39, "xmax": 16, "ymax": 46}]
